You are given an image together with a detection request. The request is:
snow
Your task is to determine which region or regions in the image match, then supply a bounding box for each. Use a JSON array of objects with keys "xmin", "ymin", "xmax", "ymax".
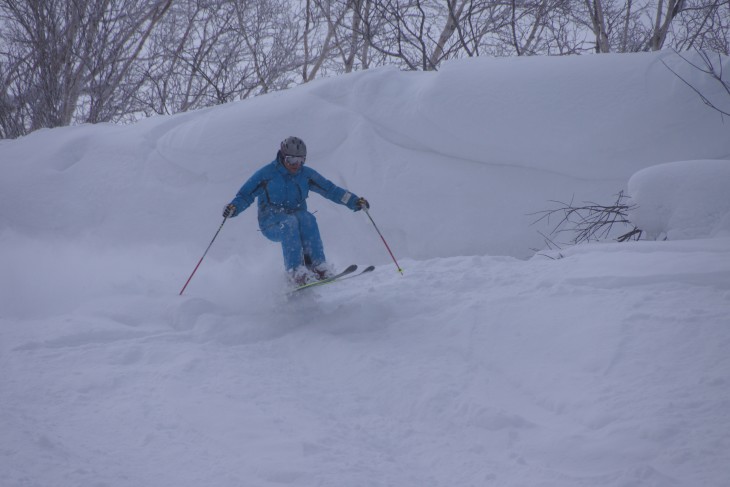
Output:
[
  {"xmin": 628, "ymin": 159, "xmax": 730, "ymax": 240},
  {"xmin": 1, "ymin": 50, "xmax": 730, "ymax": 487}
]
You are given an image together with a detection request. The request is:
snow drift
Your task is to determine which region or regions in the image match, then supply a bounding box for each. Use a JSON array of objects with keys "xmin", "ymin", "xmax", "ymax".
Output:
[{"xmin": 629, "ymin": 159, "xmax": 730, "ymax": 240}]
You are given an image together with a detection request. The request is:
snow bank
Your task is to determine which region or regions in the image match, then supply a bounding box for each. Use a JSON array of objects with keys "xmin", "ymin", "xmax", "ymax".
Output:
[
  {"xmin": 1, "ymin": 51, "xmax": 729, "ymax": 261},
  {"xmin": 628, "ymin": 160, "xmax": 730, "ymax": 240}
]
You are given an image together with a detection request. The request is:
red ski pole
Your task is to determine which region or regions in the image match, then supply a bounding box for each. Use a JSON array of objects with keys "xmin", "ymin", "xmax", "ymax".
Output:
[
  {"xmin": 179, "ymin": 216, "xmax": 228, "ymax": 295},
  {"xmin": 363, "ymin": 208, "xmax": 403, "ymax": 275}
]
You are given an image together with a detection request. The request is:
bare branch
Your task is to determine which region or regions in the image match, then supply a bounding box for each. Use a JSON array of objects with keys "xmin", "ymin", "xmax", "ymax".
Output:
[
  {"xmin": 662, "ymin": 48, "xmax": 730, "ymax": 118},
  {"xmin": 530, "ymin": 191, "xmax": 643, "ymax": 245}
]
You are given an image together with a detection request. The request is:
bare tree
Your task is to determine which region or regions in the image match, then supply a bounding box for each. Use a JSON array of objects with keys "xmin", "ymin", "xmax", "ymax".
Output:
[
  {"xmin": 0, "ymin": 57, "xmax": 28, "ymax": 138},
  {"xmin": 570, "ymin": 0, "xmax": 726, "ymax": 53},
  {"xmin": 142, "ymin": 1, "xmax": 255, "ymax": 114},
  {"xmin": 428, "ymin": 0, "xmax": 468, "ymax": 64},
  {"xmin": 2, "ymin": 0, "xmax": 729, "ymax": 139},
  {"xmin": 309, "ymin": 0, "xmax": 380, "ymax": 76},
  {"xmin": 648, "ymin": 0, "xmax": 683, "ymax": 50},
  {"xmin": 234, "ymin": 0, "xmax": 302, "ymax": 93},
  {"xmin": 670, "ymin": 0, "xmax": 730, "ymax": 55},
  {"xmin": 303, "ymin": 0, "xmax": 356, "ymax": 81},
  {"xmin": 359, "ymin": 0, "xmax": 431, "ymax": 70},
  {"xmin": 0, "ymin": 0, "xmax": 171, "ymax": 135},
  {"xmin": 580, "ymin": 0, "xmax": 612, "ymax": 52},
  {"xmin": 135, "ymin": 0, "xmax": 216, "ymax": 116},
  {"xmin": 341, "ymin": 0, "xmax": 374, "ymax": 71},
  {"xmin": 358, "ymin": 0, "xmax": 500, "ymax": 70},
  {"xmin": 502, "ymin": 0, "xmax": 585, "ymax": 56},
  {"xmin": 662, "ymin": 48, "xmax": 730, "ymax": 118},
  {"xmin": 451, "ymin": 0, "xmax": 513, "ymax": 56}
]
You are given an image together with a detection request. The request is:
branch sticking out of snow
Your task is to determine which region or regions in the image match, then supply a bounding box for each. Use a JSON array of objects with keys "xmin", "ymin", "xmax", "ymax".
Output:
[{"xmin": 531, "ymin": 190, "xmax": 642, "ymax": 249}]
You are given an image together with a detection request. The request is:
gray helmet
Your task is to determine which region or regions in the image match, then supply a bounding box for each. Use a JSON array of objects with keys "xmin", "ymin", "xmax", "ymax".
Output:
[{"xmin": 280, "ymin": 136, "xmax": 307, "ymax": 157}]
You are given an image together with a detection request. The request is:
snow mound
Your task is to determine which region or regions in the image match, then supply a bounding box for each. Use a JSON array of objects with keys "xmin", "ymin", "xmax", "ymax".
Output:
[
  {"xmin": 628, "ymin": 160, "xmax": 730, "ymax": 240},
  {"xmin": 1, "ymin": 51, "xmax": 729, "ymax": 260}
]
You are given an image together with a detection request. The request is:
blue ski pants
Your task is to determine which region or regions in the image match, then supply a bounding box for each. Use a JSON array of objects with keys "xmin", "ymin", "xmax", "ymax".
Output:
[{"xmin": 260, "ymin": 210, "xmax": 326, "ymax": 271}]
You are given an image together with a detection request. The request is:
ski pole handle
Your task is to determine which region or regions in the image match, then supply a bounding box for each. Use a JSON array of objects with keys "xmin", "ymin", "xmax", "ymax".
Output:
[{"xmin": 363, "ymin": 208, "xmax": 403, "ymax": 275}]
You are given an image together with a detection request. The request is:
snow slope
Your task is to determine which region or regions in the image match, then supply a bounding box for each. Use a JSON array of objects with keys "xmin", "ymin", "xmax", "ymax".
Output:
[{"xmin": 1, "ymin": 51, "xmax": 730, "ymax": 487}]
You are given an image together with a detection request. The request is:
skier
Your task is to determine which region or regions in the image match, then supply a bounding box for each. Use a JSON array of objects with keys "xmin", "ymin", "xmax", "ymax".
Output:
[{"xmin": 223, "ymin": 136, "xmax": 369, "ymax": 286}]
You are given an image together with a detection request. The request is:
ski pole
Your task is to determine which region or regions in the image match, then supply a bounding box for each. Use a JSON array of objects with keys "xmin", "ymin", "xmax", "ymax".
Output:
[
  {"xmin": 363, "ymin": 207, "xmax": 403, "ymax": 275},
  {"xmin": 179, "ymin": 216, "xmax": 228, "ymax": 295}
]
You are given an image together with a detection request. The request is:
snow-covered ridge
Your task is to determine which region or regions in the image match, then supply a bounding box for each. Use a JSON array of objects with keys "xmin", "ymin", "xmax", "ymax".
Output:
[{"xmin": 1, "ymin": 51, "xmax": 729, "ymax": 259}]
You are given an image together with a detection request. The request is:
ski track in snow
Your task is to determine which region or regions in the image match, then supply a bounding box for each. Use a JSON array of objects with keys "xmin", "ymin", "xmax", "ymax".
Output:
[{"xmin": 2, "ymin": 240, "xmax": 729, "ymax": 487}]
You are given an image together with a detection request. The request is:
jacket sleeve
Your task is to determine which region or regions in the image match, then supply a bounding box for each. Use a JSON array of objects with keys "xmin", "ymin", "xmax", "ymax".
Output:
[
  {"xmin": 229, "ymin": 166, "xmax": 269, "ymax": 216},
  {"xmin": 306, "ymin": 168, "xmax": 361, "ymax": 211}
]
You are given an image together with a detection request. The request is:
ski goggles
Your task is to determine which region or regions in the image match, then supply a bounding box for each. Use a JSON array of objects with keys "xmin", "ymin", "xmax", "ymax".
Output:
[{"xmin": 284, "ymin": 155, "xmax": 305, "ymax": 166}]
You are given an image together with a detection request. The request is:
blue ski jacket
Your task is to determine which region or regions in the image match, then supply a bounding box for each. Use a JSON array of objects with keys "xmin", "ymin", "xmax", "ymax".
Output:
[{"xmin": 228, "ymin": 155, "xmax": 362, "ymax": 226}]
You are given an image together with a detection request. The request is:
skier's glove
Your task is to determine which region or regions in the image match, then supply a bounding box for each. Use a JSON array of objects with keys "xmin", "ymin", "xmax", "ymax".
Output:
[
  {"xmin": 222, "ymin": 203, "xmax": 237, "ymax": 218},
  {"xmin": 356, "ymin": 197, "xmax": 370, "ymax": 211}
]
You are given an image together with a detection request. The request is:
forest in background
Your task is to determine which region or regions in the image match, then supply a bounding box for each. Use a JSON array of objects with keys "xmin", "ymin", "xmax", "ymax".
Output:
[{"xmin": 1, "ymin": 0, "xmax": 728, "ymax": 139}]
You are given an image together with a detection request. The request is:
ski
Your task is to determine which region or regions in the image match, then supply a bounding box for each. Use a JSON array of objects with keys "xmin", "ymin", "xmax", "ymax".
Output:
[
  {"xmin": 289, "ymin": 264, "xmax": 358, "ymax": 293},
  {"xmin": 288, "ymin": 265, "xmax": 375, "ymax": 294},
  {"xmin": 335, "ymin": 265, "xmax": 375, "ymax": 282}
]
